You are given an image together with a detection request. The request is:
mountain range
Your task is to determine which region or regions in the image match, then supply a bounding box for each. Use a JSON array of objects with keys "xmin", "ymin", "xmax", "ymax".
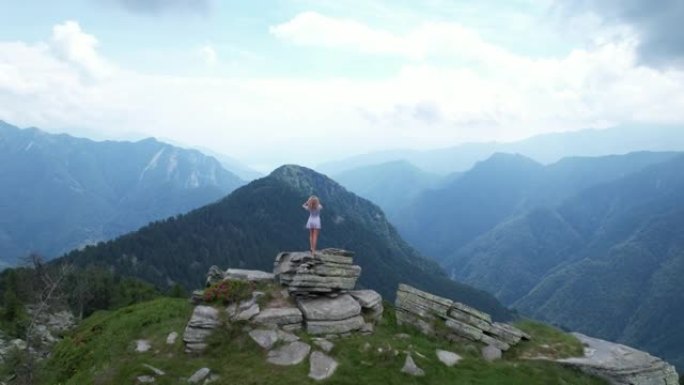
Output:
[
  {"xmin": 56, "ymin": 165, "xmax": 513, "ymax": 321},
  {"xmin": 385, "ymin": 151, "xmax": 684, "ymax": 371},
  {"xmin": 318, "ymin": 124, "xmax": 684, "ymax": 175},
  {"xmin": 333, "ymin": 160, "xmax": 444, "ymax": 220},
  {"xmin": 0, "ymin": 121, "xmax": 244, "ymax": 266}
]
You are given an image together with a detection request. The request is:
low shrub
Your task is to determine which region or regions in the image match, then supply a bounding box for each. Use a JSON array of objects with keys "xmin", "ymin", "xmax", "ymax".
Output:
[{"xmin": 203, "ymin": 280, "xmax": 254, "ymax": 304}]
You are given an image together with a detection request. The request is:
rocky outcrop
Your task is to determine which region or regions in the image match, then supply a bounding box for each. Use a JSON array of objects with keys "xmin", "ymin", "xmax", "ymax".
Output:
[
  {"xmin": 184, "ymin": 249, "xmax": 383, "ymax": 357},
  {"xmin": 274, "ymin": 249, "xmax": 361, "ymax": 296},
  {"xmin": 273, "ymin": 249, "xmax": 381, "ymax": 335},
  {"xmin": 0, "ymin": 308, "xmax": 76, "ymax": 364},
  {"xmin": 394, "ymin": 284, "xmax": 528, "ymax": 351},
  {"xmin": 206, "ymin": 266, "xmax": 275, "ymax": 287},
  {"xmin": 557, "ymin": 333, "xmax": 679, "ymax": 385},
  {"xmin": 183, "ymin": 305, "xmax": 221, "ymax": 353}
]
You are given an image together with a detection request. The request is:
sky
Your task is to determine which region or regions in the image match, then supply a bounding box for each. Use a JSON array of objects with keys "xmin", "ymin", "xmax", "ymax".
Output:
[{"xmin": 1, "ymin": 0, "xmax": 684, "ymax": 172}]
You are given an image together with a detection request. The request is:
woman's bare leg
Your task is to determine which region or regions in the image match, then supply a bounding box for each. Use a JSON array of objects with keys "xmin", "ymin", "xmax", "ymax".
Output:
[
  {"xmin": 309, "ymin": 229, "xmax": 314, "ymax": 253},
  {"xmin": 312, "ymin": 229, "xmax": 320, "ymax": 254}
]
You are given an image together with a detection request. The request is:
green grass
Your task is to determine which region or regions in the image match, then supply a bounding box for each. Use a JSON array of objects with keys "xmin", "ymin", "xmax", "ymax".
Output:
[
  {"xmin": 37, "ymin": 298, "xmax": 607, "ymax": 385},
  {"xmin": 508, "ymin": 320, "xmax": 585, "ymax": 360}
]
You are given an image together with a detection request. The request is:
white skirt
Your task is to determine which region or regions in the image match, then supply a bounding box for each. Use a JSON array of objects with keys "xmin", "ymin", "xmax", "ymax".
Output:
[{"xmin": 306, "ymin": 216, "xmax": 321, "ymax": 229}]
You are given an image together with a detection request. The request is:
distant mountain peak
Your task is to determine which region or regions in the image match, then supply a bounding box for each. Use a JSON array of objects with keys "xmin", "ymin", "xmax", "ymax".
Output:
[
  {"xmin": 270, "ymin": 164, "xmax": 318, "ymax": 178},
  {"xmin": 470, "ymin": 152, "xmax": 543, "ymax": 173}
]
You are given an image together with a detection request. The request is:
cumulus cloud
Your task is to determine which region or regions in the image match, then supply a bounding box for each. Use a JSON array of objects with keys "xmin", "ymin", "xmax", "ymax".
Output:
[
  {"xmin": 557, "ymin": 0, "xmax": 684, "ymax": 67},
  {"xmin": 269, "ymin": 11, "xmax": 509, "ymax": 62},
  {"xmin": 2, "ymin": 17, "xmax": 684, "ymax": 169},
  {"xmin": 50, "ymin": 21, "xmax": 113, "ymax": 78},
  {"xmin": 109, "ymin": 0, "xmax": 213, "ymax": 15}
]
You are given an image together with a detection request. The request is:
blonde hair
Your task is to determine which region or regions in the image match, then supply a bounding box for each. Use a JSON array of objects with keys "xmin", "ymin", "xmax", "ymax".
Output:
[{"xmin": 307, "ymin": 195, "xmax": 320, "ymax": 210}]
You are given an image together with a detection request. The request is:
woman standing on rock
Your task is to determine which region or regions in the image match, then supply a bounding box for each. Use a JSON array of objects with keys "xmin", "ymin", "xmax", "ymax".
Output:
[{"xmin": 303, "ymin": 195, "xmax": 322, "ymax": 254}]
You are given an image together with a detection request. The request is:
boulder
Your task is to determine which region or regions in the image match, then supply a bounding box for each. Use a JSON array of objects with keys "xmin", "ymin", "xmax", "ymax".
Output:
[
  {"xmin": 436, "ymin": 349, "xmax": 462, "ymax": 367},
  {"xmin": 481, "ymin": 345, "xmax": 502, "ymax": 362},
  {"xmin": 183, "ymin": 306, "xmax": 221, "ymax": 353},
  {"xmin": 234, "ymin": 303, "xmax": 260, "ymax": 321},
  {"xmin": 277, "ymin": 329, "xmax": 300, "ymax": 343},
  {"xmin": 313, "ymin": 338, "xmax": 334, "ymax": 353},
  {"xmin": 297, "ymin": 295, "xmax": 362, "ymax": 321},
  {"xmin": 306, "ymin": 315, "xmax": 366, "ymax": 335},
  {"xmin": 266, "ymin": 341, "xmax": 311, "ymax": 366},
  {"xmin": 364, "ymin": 303, "xmax": 384, "ymax": 322},
  {"xmin": 309, "ymin": 351, "xmax": 338, "ymax": 381},
  {"xmin": 135, "ymin": 339, "xmax": 151, "ymax": 353},
  {"xmin": 557, "ymin": 333, "xmax": 680, "ymax": 385},
  {"xmin": 166, "ymin": 332, "xmax": 178, "ymax": 345},
  {"xmin": 206, "ymin": 265, "xmax": 224, "ymax": 287},
  {"xmin": 187, "ymin": 306, "xmax": 221, "ymax": 329},
  {"xmin": 248, "ymin": 329, "xmax": 279, "ymax": 350},
  {"xmin": 349, "ymin": 290, "xmax": 382, "ymax": 309},
  {"xmin": 401, "ymin": 354, "xmax": 425, "ymax": 376},
  {"xmin": 252, "ymin": 307, "xmax": 303, "ymax": 326}
]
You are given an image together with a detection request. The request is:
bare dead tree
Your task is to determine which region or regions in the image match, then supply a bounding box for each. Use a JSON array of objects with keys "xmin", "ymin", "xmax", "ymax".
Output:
[{"xmin": 11, "ymin": 254, "xmax": 72, "ymax": 385}]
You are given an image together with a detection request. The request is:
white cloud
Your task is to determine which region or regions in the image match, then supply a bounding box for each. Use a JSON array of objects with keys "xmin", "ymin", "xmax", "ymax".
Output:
[
  {"xmin": 50, "ymin": 21, "xmax": 114, "ymax": 78},
  {"xmin": 1, "ymin": 17, "xmax": 684, "ymax": 171},
  {"xmin": 198, "ymin": 44, "xmax": 218, "ymax": 66}
]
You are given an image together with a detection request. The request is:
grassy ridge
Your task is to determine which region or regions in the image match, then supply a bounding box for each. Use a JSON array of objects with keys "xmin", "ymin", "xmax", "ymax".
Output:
[{"xmin": 37, "ymin": 298, "xmax": 606, "ymax": 385}]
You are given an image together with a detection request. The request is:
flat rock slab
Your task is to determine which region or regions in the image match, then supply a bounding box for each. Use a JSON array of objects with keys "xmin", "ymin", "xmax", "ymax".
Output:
[
  {"xmin": 281, "ymin": 275, "xmax": 358, "ymax": 291},
  {"xmin": 482, "ymin": 345, "xmax": 502, "ymax": 362},
  {"xmin": 401, "ymin": 354, "xmax": 425, "ymax": 376},
  {"xmin": 437, "ymin": 350, "xmax": 462, "ymax": 367},
  {"xmin": 188, "ymin": 367, "xmax": 211, "ymax": 384},
  {"xmin": 252, "ymin": 307, "xmax": 303, "ymax": 326},
  {"xmin": 297, "ymin": 294, "xmax": 361, "ymax": 321},
  {"xmin": 224, "ymin": 269, "xmax": 274, "ymax": 282},
  {"xmin": 313, "ymin": 338, "xmax": 334, "ymax": 353},
  {"xmin": 234, "ymin": 303, "xmax": 260, "ymax": 321},
  {"xmin": 306, "ymin": 315, "xmax": 365, "ymax": 335},
  {"xmin": 249, "ymin": 329, "xmax": 279, "ymax": 350},
  {"xmin": 309, "ymin": 351, "xmax": 339, "ymax": 381},
  {"xmin": 349, "ymin": 290, "xmax": 382, "ymax": 308},
  {"xmin": 557, "ymin": 333, "xmax": 680, "ymax": 385},
  {"xmin": 187, "ymin": 306, "xmax": 221, "ymax": 329},
  {"xmin": 277, "ymin": 329, "xmax": 300, "ymax": 343},
  {"xmin": 267, "ymin": 341, "xmax": 312, "ymax": 366}
]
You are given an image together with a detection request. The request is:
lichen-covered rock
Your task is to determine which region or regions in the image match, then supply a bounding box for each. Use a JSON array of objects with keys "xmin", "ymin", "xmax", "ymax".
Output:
[
  {"xmin": 274, "ymin": 249, "xmax": 361, "ymax": 296},
  {"xmin": 557, "ymin": 333, "xmax": 679, "ymax": 385},
  {"xmin": 183, "ymin": 306, "xmax": 220, "ymax": 353},
  {"xmin": 297, "ymin": 295, "xmax": 361, "ymax": 321},
  {"xmin": 481, "ymin": 345, "xmax": 502, "ymax": 362},
  {"xmin": 401, "ymin": 354, "xmax": 424, "ymax": 376},
  {"xmin": 309, "ymin": 351, "xmax": 338, "ymax": 381},
  {"xmin": 252, "ymin": 307, "xmax": 303, "ymax": 326},
  {"xmin": 306, "ymin": 315, "xmax": 366, "ymax": 335},
  {"xmin": 267, "ymin": 341, "xmax": 311, "ymax": 366},
  {"xmin": 248, "ymin": 329, "xmax": 279, "ymax": 350},
  {"xmin": 395, "ymin": 284, "xmax": 525, "ymax": 351},
  {"xmin": 349, "ymin": 290, "xmax": 382, "ymax": 309},
  {"xmin": 436, "ymin": 350, "xmax": 462, "ymax": 367}
]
